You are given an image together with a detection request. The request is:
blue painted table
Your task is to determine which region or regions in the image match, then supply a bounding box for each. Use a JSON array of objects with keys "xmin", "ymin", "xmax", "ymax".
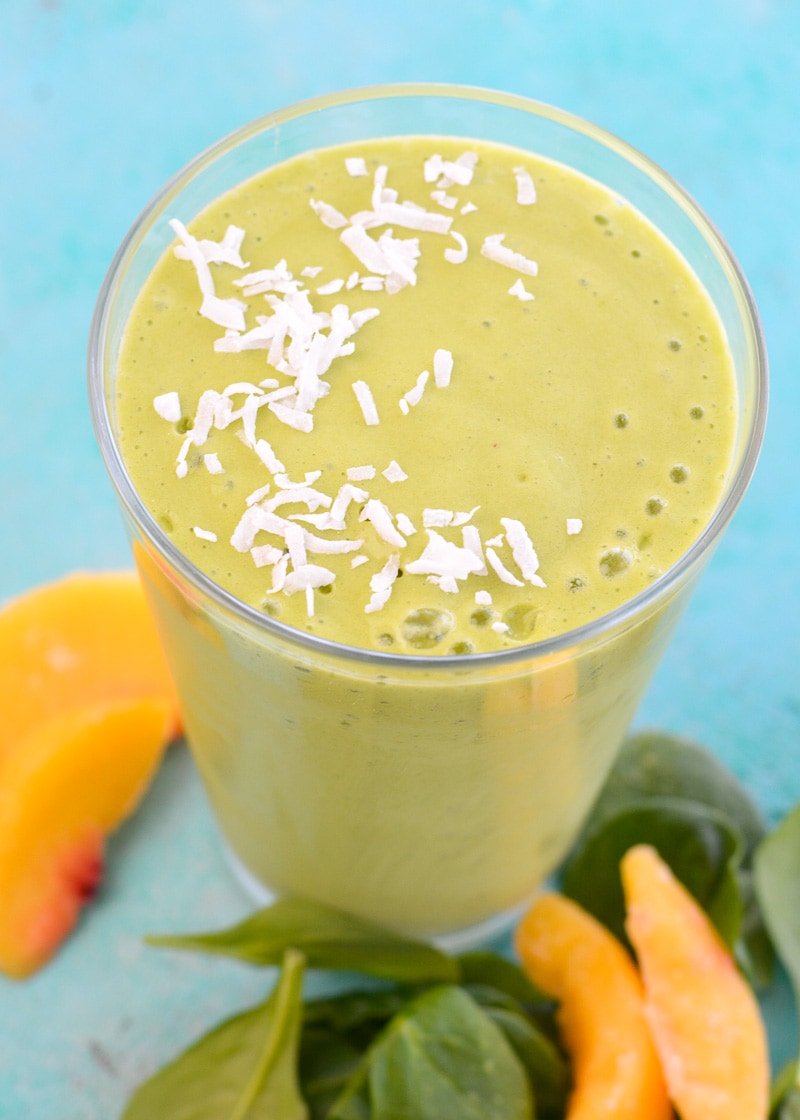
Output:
[{"xmin": 1, "ymin": 2, "xmax": 799, "ymax": 1115}]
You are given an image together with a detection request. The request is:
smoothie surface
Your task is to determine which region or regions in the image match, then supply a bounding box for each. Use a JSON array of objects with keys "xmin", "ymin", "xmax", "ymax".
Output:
[{"xmin": 117, "ymin": 136, "xmax": 737, "ymax": 654}]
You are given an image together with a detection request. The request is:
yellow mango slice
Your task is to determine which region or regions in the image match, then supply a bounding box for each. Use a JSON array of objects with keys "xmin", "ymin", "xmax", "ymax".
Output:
[
  {"xmin": 515, "ymin": 892, "xmax": 671, "ymax": 1120},
  {"xmin": 0, "ymin": 571, "xmax": 181, "ymax": 761},
  {"xmin": 622, "ymin": 844, "xmax": 769, "ymax": 1120},
  {"xmin": 0, "ymin": 697, "xmax": 173, "ymax": 979}
]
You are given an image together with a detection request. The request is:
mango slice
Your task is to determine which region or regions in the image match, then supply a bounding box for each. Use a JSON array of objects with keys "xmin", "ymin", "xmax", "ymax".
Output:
[
  {"xmin": 622, "ymin": 844, "xmax": 769, "ymax": 1120},
  {"xmin": 515, "ymin": 892, "xmax": 671, "ymax": 1120},
  {"xmin": 0, "ymin": 570, "xmax": 181, "ymax": 761},
  {"xmin": 0, "ymin": 697, "xmax": 174, "ymax": 979}
]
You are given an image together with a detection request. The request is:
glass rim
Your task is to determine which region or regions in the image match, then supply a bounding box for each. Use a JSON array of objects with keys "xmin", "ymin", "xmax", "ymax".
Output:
[{"xmin": 88, "ymin": 81, "xmax": 768, "ymax": 671}]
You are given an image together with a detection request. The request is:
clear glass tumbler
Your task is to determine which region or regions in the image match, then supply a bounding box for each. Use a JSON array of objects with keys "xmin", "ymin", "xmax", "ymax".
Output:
[{"xmin": 89, "ymin": 84, "xmax": 766, "ymax": 946}]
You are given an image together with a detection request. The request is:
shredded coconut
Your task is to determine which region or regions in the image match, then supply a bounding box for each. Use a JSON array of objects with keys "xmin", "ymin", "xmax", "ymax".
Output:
[
  {"xmin": 154, "ymin": 391, "xmax": 181, "ymax": 422},
  {"xmin": 174, "ymin": 223, "xmax": 249, "ymax": 268},
  {"xmin": 444, "ymin": 231, "xmax": 468, "ymax": 264},
  {"xmin": 486, "ymin": 547, "xmax": 525, "ymax": 587},
  {"xmin": 310, "ymin": 198, "xmax": 349, "ymax": 229},
  {"xmin": 513, "ymin": 166, "xmax": 537, "ymax": 205},
  {"xmin": 491, "ymin": 621, "xmax": 510, "ymax": 634},
  {"xmin": 203, "ymin": 452, "xmax": 224, "ymax": 474},
  {"xmin": 359, "ymin": 499, "xmax": 406, "ymax": 548},
  {"xmin": 382, "ymin": 460, "xmax": 408, "ymax": 483},
  {"xmin": 365, "ymin": 553, "xmax": 400, "ymax": 613},
  {"xmin": 395, "ymin": 512, "xmax": 417, "ymax": 536},
  {"xmin": 567, "ymin": 518, "xmax": 583, "ymax": 535},
  {"xmin": 347, "ymin": 465, "xmax": 376, "ymax": 481},
  {"xmin": 480, "ymin": 233, "xmax": 538, "ymax": 277},
  {"xmin": 317, "ymin": 278, "xmax": 345, "ymax": 295},
  {"xmin": 509, "ymin": 278, "xmax": 535, "ymax": 301},
  {"xmin": 433, "ymin": 349, "xmax": 453, "ymax": 387},
  {"xmin": 401, "ymin": 369, "xmax": 429, "ymax": 410},
  {"xmin": 192, "ymin": 527, "xmax": 217, "ymax": 542},
  {"xmin": 352, "ymin": 380, "xmax": 380, "ymax": 426},
  {"xmin": 169, "ymin": 219, "xmax": 247, "ymax": 331},
  {"xmin": 405, "ymin": 529, "xmax": 484, "ymax": 582},
  {"xmin": 345, "ymin": 156, "xmax": 368, "ymax": 177},
  {"xmin": 475, "ymin": 589, "xmax": 493, "ymax": 606},
  {"xmin": 500, "ymin": 518, "xmax": 546, "ymax": 587}
]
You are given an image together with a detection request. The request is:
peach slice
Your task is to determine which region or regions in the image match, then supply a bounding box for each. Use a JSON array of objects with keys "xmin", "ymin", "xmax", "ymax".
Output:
[
  {"xmin": 515, "ymin": 892, "xmax": 671, "ymax": 1120},
  {"xmin": 0, "ymin": 570, "xmax": 181, "ymax": 762},
  {"xmin": 622, "ymin": 844, "xmax": 769, "ymax": 1120},
  {"xmin": 0, "ymin": 697, "xmax": 174, "ymax": 979}
]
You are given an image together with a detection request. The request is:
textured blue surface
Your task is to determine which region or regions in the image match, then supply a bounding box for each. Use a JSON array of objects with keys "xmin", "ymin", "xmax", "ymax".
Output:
[{"xmin": 1, "ymin": 1, "xmax": 799, "ymax": 1115}]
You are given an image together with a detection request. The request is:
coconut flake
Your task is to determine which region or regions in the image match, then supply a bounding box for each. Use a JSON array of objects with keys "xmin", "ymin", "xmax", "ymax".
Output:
[
  {"xmin": 500, "ymin": 517, "xmax": 546, "ymax": 587},
  {"xmin": 330, "ymin": 483, "xmax": 369, "ymax": 523},
  {"xmin": 174, "ymin": 223, "xmax": 249, "ymax": 268},
  {"xmin": 475, "ymin": 589, "xmax": 493, "ymax": 606},
  {"xmin": 444, "ymin": 231, "xmax": 468, "ymax": 264},
  {"xmin": 310, "ymin": 198, "xmax": 348, "ymax": 229},
  {"xmin": 395, "ymin": 512, "xmax": 417, "ymax": 536},
  {"xmin": 317, "ymin": 278, "xmax": 345, "ymax": 295},
  {"xmin": 423, "ymin": 508, "xmax": 454, "ymax": 528},
  {"xmin": 401, "ymin": 369, "xmax": 429, "ymax": 410},
  {"xmin": 365, "ymin": 553, "xmax": 400, "ymax": 613},
  {"xmin": 430, "ymin": 189, "xmax": 458, "ymax": 210},
  {"xmin": 352, "ymin": 380, "xmax": 380, "ymax": 426},
  {"xmin": 462, "ymin": 525, "xmax": 488, "ymax": 575},
  {"xmin": 360, "ymin": 276, "xmax": 384, "ymax": 291},
  {"xmin": 346, "ymin": 156, "xmax": 368, "ymax": 177},
  {"xmin": 486, "ymin": 547, "xmax": 525, "ymax": 587},
  {"xmin": 405, "ymin": 529, "xmax": 484, "ymax": 582},
  {"xmin": 301, "ymin": 265, "xmax": 324, "ymax": 278},
  {"xmin": 269, "ymin": 401, "xmax": 314, "ymax": 433},
  {"xmin": 460, "ymin": 201, "xmax": 478, "ymax": 215},
  {"xmin": 254, "ymin": 439, "xmax": 285, "ymax": 474},
  {"xmin": 433, "ymin": 349, "xmax": 453, "ymax": 388},
  {"xmin": 382, "ymin": 460, "xmax": 408, "ymax": 483},
  {"xmin": 347, "ymin": 465, "xmax": 376, "ymax": 482},
  {"xmin": 203, "ymin": 452, "xmax": 224, "ymax": 475},
  {"xmin": 439, "ymin": 152, "xmax": 478, "ymax": 187},
  {"xmin": 423, "ymin": 154, "xmax": 445, "ymax": 183},
  {"xmin": 351, "ymin": 554, "xmax": 369, "ymax": 568},
  {"xmin": 154, "ymin": 391, "xmax": 182, "ymax": 422},
  {"xmin": 513, "ymin": 166, "xmax": 537, "ymax": 205},
  {"xmin": 251, "ymin": 543, "xmax": 285, "ymax": 568},
  {"xmin": 282, "ymin": 563, "xmax": 336, "ymax": 596},
  {"xmin": 509, "ymin": 278, "xmax": 535, "ymax": 301},
  {"xmin": 480, "ymin": 233, "xmax": 538, "ymax": 277},
  {"xmin": 567, "ymin": 518, "xmax": 583, "ymax": 535},
  {"xmin": 169, "ymin": 219, "xmax": 247, "ymax": 331},
  {"xmin": 491, "ymin": 621, "xmax": 510, "ymax": 634},
  {"xmin": 359, "ymin": 499, "xmax": 406, "ymax": 548},
  {"xmin": 192, "ymin": 527, "xmax": 217, "ymax": 542}
]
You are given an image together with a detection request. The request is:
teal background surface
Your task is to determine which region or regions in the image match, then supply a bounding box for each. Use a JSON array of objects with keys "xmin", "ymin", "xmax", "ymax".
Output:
[{"xmin": 1, "ymin": 1, "xmax": 798, "ymax": 1116}]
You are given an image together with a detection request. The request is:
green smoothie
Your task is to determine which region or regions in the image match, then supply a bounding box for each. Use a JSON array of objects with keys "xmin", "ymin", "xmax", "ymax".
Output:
[{"xmin": 114, "ymin": 134, "xmax": 737, "ymax": 935}]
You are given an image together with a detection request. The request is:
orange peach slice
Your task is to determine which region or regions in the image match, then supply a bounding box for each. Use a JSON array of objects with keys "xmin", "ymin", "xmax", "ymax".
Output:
[
  {"xmin": 515, "ymin": 892, "xmax": 671, "ymax": 1120},
  {"xmin": 622, "ymin": 844, "xmax": 769, "ymax": 1120},
  {"xmin": 0, "ymin": 697, "xmax": 173, "ymax": 979},
  {"xmin": 0, "ymin": 571, "xmax": 181, "ymax": 762}
]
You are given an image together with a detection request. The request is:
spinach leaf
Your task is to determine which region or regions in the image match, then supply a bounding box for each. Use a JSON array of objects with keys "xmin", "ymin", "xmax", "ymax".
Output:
[
  {"xmin": 770, "ymin": 1061, "xmax": 800, "ymax": 1119},
  {"xmin": 755, "ymin": 804, "xmax": 800, "ymax": 1004},
  {"xmin": 457, "ymin": 950, "xmax": 548, "ymax": 1005},
  {"xmin": 366, "ymin": 985, "xmax": 532, "ymax": 1120},
  {"xmin": 562, "ymin": 797, "xmax": 744, "ymax": 946},
  {"xmin": 582, "ymin": 729, "xmax": 766, "ymax": 858},
  {"xmin": 120, "ymin": 948, "xmax": 307, "ymax": 1120},
  {"xmin": 327, "ymin": 1059, "xmax": 372, "ymax": 1120},
  {"xmin": 303, "ymin": 987, "xmax": 419, "ymax": 1035},
  {"xmin": 481, "ymin": 1006, "xmax": 569, "ymax": 1117},
  {"xmin": 298, "ymin": 1027, "xmax": 364, "ymax": 1120},
  {"xmin": 147, "ymin": 897, "xmax": 458, "ymax": 984}
]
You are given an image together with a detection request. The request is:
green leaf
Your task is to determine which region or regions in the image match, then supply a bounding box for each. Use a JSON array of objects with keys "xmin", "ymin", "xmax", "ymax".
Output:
[
  {"xmin": 147, "ymin": 896, "xmax": 459, "ymax": 984},
  {"xmin": 298, "ymin": 1027, "xmax": 364, "ymax": 1120},
  {"xmin": 366, "ymin": 985, "xmax": 533, "ymax": 1120},
  {"xmin": 755, "ymin": 804, "xmax": 800, "ymax": 1007},
  {"xmin": 303, "ymin": 987, "xmax": 419, "ymax": 1035},
  {"xmin": 562, "ymin": 797, "xmax": 744, "ymax": 946},
  {"xmin": 120, "ymin": 948, "xmax": 308, "ymax": 1120},
  {"xmin": 327, "ymin": 1058, "xmax": 372, "ymax": 1120},
  {"xmin": 582, "ymin": 729, "xmax": 766, "ymax": 858},
  {"xmin": 457, "ymin": 950, "xmax": 547, "ymax": 1005},
  {"xmin": 481, "ymin": 1006, "xmax": 569, "ymax": 1117}
]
